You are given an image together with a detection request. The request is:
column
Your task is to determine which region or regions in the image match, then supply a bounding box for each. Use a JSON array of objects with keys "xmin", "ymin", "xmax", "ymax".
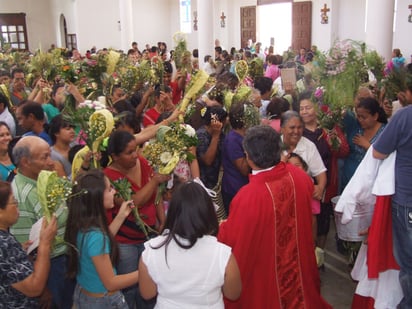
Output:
[
  {"xmin": 197, "ymin": 0, "xmax": 214, "ymax": 65},
  {"xmin": 119, "ymin": 0, "xmax": 134, "ymax": 52},
  {"xmin": 365, "ymin": 0, "xmax": 395, "ymax": 61}
]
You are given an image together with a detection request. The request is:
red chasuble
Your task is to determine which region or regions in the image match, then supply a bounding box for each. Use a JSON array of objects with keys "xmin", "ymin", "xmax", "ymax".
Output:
[{"xmin": 218, "ymin": 162, "xmax": 332, "ymax": 308}]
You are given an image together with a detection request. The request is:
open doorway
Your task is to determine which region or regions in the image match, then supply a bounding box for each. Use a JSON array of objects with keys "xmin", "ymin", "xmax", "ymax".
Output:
[{"xmin": 257, "ymin": 3, "xmax": 292, "ymax": 55}]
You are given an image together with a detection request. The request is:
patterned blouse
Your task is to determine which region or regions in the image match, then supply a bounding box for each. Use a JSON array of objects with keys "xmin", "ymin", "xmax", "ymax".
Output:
[{"xmin": 0, "ymin": 230, "xmax": 38, "ymax": 308}]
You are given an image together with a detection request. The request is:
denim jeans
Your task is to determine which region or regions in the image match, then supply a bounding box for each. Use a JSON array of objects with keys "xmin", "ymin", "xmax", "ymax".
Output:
[
  {"xmin": 117, "ymin": 243, "xmax": 156, "ymax": 309},
  {"xmin": 73, "ymin": 284, "xmax": 128, "ymax": 309},
  {"xmin": 392, "ymin": 201, "xmax": 412, "ymax": 308},
  {"xmin": 47, "ymin": 255, "xmax": 76, "ymax": 309}
]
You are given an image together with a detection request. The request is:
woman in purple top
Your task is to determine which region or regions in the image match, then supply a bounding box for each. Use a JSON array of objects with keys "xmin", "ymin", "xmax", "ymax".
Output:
[{"xmin": 222, "ymin": 101, "xmax": 258, "ymax": 215}]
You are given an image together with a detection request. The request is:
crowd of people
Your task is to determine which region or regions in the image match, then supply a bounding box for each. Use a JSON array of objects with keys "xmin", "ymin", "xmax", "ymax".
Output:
[{"xmin": 0, "ymin": 38, "xmax": 411, "ymax": 309}]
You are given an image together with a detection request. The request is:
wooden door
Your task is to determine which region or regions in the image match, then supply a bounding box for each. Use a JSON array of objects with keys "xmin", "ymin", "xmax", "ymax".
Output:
[
  {"xmin": 292, "ymin": 1, "xmax": 312, "ymax": 52},
  {"xmin": 240, "ymin": 6, "xmax": 256, "ymax": 50},
  {"xmin": 0, "ymin": 13, "xmax": 29, "ymax": 50}
]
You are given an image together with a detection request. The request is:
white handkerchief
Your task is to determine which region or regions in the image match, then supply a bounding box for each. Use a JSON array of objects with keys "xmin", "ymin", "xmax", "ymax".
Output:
[{"xmin": 27, "ymin": 217, "xmax": 43, "ymax": 255}]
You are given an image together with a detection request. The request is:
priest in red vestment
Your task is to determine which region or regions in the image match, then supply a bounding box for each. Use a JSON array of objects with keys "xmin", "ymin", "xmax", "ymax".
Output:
[{"xmin": 218, "ymin": 125, "xmax": 332, "ymax": 308}]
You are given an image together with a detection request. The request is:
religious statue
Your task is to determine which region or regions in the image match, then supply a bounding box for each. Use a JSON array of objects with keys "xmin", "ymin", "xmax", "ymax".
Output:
[{"xmin": 220, "ymin": 12, "xmax": 226, "ymax": 28}]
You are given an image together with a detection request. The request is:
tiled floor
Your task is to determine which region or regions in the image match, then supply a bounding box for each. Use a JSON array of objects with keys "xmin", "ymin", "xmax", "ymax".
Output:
[{"xmin": 320, "ymin": 223, "xmax": 358, "ymax": 308}]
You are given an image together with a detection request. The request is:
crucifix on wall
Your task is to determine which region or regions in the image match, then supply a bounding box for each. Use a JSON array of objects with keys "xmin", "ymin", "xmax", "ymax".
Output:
[
  {"xmin": 220, "ymin": 12, "xmax": 226, "ymax": 28},
  {"xmin": 409, "ymin": 4, "xmax": 412, "ymax": 23},
  {"xmin": 193, "ymin": 11, "xmax": 198, "ymax": 31},
  {"xmin": 321, "ymin": 3, "xmax": 330, "ymax": 24}
]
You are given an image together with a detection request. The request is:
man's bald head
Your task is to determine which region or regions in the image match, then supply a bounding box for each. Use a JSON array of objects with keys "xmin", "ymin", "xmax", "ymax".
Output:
[{"xmin": 12, "ymin": 136, "xmax": 53, "ymax": 179}]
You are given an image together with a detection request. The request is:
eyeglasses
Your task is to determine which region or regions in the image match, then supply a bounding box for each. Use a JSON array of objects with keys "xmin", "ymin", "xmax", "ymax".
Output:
[{"xmin": 8, "ymin": 199, "xmax": 18, "ymax": 206}]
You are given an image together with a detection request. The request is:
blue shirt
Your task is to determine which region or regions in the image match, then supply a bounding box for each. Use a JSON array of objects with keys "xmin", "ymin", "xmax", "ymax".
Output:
[
  {"xmin": 23, "ymin": 130, "xmax": 53, "ymax": 145},
  {"xmin": 374, "ymin": 105, "xmax": 412, "ymax": 205},
  {"xmin": 76, "ymin": 229, "xmax": 116, "ymax": 293}
]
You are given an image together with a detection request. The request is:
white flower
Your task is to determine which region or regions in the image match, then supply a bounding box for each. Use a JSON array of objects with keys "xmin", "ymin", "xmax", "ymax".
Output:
[
  {"xmin": 181, "ymin": 124, "xmax": 196, "ymax": 137},
  {"xmin": 160, "ymin": 152, "xmax": 173, "ymax": 164}
]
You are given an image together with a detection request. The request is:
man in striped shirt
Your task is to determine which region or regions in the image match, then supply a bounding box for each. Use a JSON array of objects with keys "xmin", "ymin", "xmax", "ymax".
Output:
[{"xmin": 10, "ymin": 136, "xmax": 75, "ymax": 309}]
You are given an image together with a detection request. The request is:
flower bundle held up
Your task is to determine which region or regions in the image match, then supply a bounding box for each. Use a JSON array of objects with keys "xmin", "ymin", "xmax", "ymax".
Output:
[
  {"xmin": 143, "ymin": 123, "xmax": 198, "ymax": 175},
  {"xmin": 315, "ymin": 40, "xmax": 368, "ymax": 110},
  {"xmin": 178, "ymin": 69, "xmax": 209, "ymax": 121},
  {"xmin": 62, "ymin": 100, "xmax": 114, "ymax": 168},
  {"xmin": 37, "ymin": 170, "xmax": 73, "ymax": 222},
  {"xmin": 143, "ymin": 123, "xmax": 198, "ymax": 204},
  {"xmin": 110, "ymin": 178, "xmax": 156, "ymax": 239},
  {"xmin": 173, "ymin": 32, "xmax": 192, "ymax": 73}
]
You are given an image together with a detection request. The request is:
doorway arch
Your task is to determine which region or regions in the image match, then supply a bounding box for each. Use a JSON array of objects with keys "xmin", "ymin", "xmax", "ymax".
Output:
[{"xmin": 59, "ymin": 14, "xmax": 67, "ymax": 48}]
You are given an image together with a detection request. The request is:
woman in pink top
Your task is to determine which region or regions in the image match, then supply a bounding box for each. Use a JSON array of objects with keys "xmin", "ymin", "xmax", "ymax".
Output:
[{"xmin": 264, "ymin": 54, "xmax": 281, "ymax": 81}]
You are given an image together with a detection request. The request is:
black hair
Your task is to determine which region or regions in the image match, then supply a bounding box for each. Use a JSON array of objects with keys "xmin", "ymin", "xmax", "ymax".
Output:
[
  {"xmin": 156, "ymin": 111, "xmax": 173, "ymax": 124},
  {"xmin": 48, "ymin": 114, "xmax": 74, "ymax": 144},
  {"xmin": 19, "ymin": 100, "xmax": 45, "ymax": 121},
  {"xmin": 0, "ymin": 181, "xmax": 12, "ymax": 209},
  {"xmin": 113, "ymin": 100, "xmax": 135, "ymax": 114},
  {"xmin": 266, "ymin": 97, "xmax": 290, "ymax": 119},
  {"xmin": 288, "ymin": 152, "xmax": 308, "ymax": 171},
  {"xmin": 229, "ymin": 101, "xmax": 246, "ymax": 129},
  {"xmin": 298, "ymin": 90, "xmax": 313, "ymax": 105},
  {"xmin": 11, "ymin": 67, "xmax": 24, "ymax": 79},
  {"xmin": 68, "ymin": 144, "xmax": 85, "ymax": 164},
  {"xmin": 192, "ymin": 49, "xmax": 198, "ymax": 58},
  {"xmin": 243, "ymin": 125, "xmax": 281, "ymax": 169},
  {"xmin": 115, "ymin": 111, "xmax": 140, "ymax": 133},
  {"xmin": 65, "ymin": 169, "xmax": 119, "ymax": 279},
  {"xmin": 0, "ymin": 92, "xmax": 10, "ymax": 109},
  {"xmin": 153, "ymin": 182, "xmax": 218, "ymax": 263},
  {"xmin": 107, "ymin": 130, "xmax": 135, "ymax": 156},
  {"xmin": 254, "ymin": 76, "xmax": 273, "ymax": 95},
  {"xmin": 357, "ymin": 97, "xmax": 388, "ymax": 124},
  {"xmin": 51, "ymin": 83, "xmax": 65, "ymax": 98},
  {"xmin": 201, "ymin": 106, "xmax": 228, "ymax": 125},
  {"xmin": 163, "ymin": 61, "xmax": 173, "ymax": 74},
  {"xmin": 154, "ymin": 85, "xmax": 172, "ymax": 98}
]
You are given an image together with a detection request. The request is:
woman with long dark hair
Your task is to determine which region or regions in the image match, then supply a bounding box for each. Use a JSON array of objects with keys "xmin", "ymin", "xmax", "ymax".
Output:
[
  {"xmin": 65, "ymin": 169, "xmax": 138, "ymax": 308},
  {"xmin": 138, "ymin": 182, "xmax": 241, "ymax": 308}
]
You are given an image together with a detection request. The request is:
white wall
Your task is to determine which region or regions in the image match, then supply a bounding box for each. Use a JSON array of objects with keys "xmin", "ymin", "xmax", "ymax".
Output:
[
  {"xmin": 0, "ymin": 0, "xmax": 410, "ymax": 63},
  {"xmin": 394, "ymin": 0, "xmax": 412, "ymax": 64},
  {"xmin": 0, "ymin": 0, "xmax": 55, "ymax": 51}
]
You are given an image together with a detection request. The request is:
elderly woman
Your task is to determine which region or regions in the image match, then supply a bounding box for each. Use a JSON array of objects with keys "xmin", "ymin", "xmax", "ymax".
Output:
[
  {"xmin": 0, "ymin": 180, "xmax": 57, "ymax": 308},
  {"xmin": 103, "ymin": 130, "xmax": 169, "ymax": 309},
  {"xmin": 281, "ymin": 111, "xmax": 327, "ymax": 202}
]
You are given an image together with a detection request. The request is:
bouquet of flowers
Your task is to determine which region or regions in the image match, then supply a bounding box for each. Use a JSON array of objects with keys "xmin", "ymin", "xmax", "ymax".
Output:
[
  {"xmin": 315, "ymin": 39, "xmax": 368, "ymax": 110},
  {"xmin": 173, "ymin": 32, "xmax": 192, "ymax": 73},
  {"xmin": 63, "ymin": 100, "xmax": 114, "ymax": 172},
  {"xmin": 178, "ymin": 69, "xmax": 209, "ymax": 121},
  {"xmin": 110, "ymin": 178, "xmax": 156, "ymax": 239},
  {"xmin": 313, "ymin": 87, "xmax": 343, "ymax": 150},
  {"xmin": 37, "ymin": 170, "xmax": 73, "ymax": 222},
  {"xmin": 143, "ymin": 123, "xmax": 198, "ymax": 203}
]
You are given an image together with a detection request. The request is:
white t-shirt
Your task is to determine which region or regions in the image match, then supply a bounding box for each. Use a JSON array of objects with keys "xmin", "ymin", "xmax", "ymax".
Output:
[
  {"xmin": 283, "ymin": 135, "xmax": 327, "ymax": 177},
  {"xmin": 142, "ymin": 234, "xmax": 231, "ymax": 309}
]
